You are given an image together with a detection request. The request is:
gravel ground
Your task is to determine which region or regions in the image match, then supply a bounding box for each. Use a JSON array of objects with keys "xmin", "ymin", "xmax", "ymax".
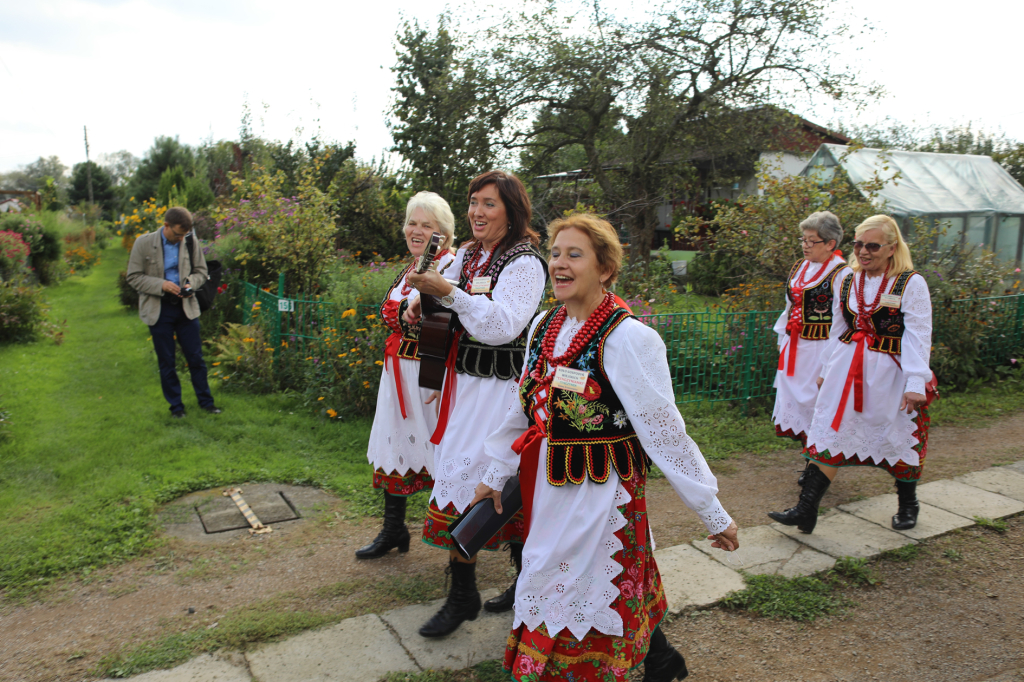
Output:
[{"xmin": 1, "ymin": 413, "xmax": 1022, "ymax": 682}]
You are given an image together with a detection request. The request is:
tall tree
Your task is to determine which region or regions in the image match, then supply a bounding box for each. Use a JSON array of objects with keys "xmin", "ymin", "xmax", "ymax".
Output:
[
  {"xmin": 389, "ymin": 16, "xmax": 495, "ymax": 232},
  {"xmin": 474, "ymin": 0, "xmax": 872, "ymax": 264},
  {"xmin": 68, "ymin": 161, "xmax": 116, "ymax": 217},
  {"xmin": 123, "ymin": 136, "xmax": 196, "ymax": 204}
]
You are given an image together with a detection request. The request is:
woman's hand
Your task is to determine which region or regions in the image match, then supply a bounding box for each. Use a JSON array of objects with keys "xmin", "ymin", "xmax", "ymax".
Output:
[
  {"xmin": 470, "ymin": 482, "xmax": 503, "ymax": 514},
  {"xmin": 403, "ymin": 297, "xmax": 422, "ymax": 325},
  {"xmin": 425, "ymin": 390, "xmax": 441, "ymax": 415},
  {"xmin": 900, "ymin": 391, "xmax": 926, "ymax": 414},
  {"xmin": 816, "ymin": 376, "xmax": 824, "ymax": 389},
  {"xmin": 407, "ymin": 269, "xmax": 454, "ymax": 298},
  {"xmin": 707, "ymin": 521, "xmax": 739, "ymax": 552}
]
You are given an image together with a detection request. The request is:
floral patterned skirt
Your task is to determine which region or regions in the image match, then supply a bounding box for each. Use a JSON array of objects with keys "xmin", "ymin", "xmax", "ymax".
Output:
[
  {"xmin": 775, "ymin": 424, "xmax": 808, "ymax": 447},
  {"xmin": 503, "ymin": 472, "xmax": 668, "ymax": 682},
  {"xmin": 421, "ymin": 499, "xmax": 526, "ymax": 551},
  {"xmin": 804, "ymin": 405, "xmax": 930, "ymax": 482},
  {"xmin": 373, "ymin": 467, "xmax": 433, "ymax": 496}
]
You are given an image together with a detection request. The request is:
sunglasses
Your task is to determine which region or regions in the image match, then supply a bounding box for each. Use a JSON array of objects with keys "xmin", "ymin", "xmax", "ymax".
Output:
[{"xmin": 852, "ymin": 241, "xmax": 891, "ymax": 253}]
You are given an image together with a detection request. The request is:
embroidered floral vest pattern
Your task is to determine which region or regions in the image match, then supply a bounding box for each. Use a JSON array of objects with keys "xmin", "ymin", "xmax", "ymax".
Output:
[
  {"xmin": 785, "ymin": 260, "xmax": 847, "ymax": 341},
  {"xmin": 452, "ymin": 239, "xmax": 546, "ymax": 380},
  {"xmin": 521, "ymin": 306, "xmax": 651, "ymax": 486},
  {"xmin": 838, "ymin": 270, "xmax": 917, "ymax": 355}
]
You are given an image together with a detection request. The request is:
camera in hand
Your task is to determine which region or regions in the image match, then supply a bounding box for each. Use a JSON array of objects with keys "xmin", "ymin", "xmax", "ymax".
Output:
[{"xmin": 179, "ymin": 284, "xmax": 194, "ymax": 298}]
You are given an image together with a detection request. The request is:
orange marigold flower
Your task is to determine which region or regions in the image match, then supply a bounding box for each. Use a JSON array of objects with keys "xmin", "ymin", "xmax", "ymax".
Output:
[{"xmin": 327, "ymin": 408, "xmax": 337, "ymax": 418}]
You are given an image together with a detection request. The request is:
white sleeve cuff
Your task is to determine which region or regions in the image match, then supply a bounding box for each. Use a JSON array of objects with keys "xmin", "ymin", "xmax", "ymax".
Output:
[
  {"xmin": 481, "ymin": 459, "xmax": 514, "ymax": 493},
  {"xmin": 905, "ymin": 375, "xmax": 927, "ymax": 395},
  {"xmin": 446, "ymin": 286, "xmax": 474, "ymax": 314},
  {"xmin": 696, "ymin": 498, "xmax": 733, "ymax": 535}
]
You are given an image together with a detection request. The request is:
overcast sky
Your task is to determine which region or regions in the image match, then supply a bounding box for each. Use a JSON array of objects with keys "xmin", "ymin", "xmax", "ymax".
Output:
[{"xmin": 1, "ymin": 0, "xmax": 1020, "ymax": 174}]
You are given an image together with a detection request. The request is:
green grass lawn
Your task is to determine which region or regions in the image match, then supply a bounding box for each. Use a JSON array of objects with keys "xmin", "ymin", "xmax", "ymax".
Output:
[{"xmin": 0, "ymin": 247, "xmax": 375, "ymax": 594}]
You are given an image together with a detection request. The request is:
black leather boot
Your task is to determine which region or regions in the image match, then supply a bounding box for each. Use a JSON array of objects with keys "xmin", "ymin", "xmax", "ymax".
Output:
[
  {"xmin": 419, "ymin": 559, "xmax": 482, "ymax": 638},
  {"xmin": 484, "ymin": 542, "xmax": 522, "ymax": 613},
  {"xmin": 797, "ymin": 459, "xmax": 813, "ymax": 486},
  {"xmin": 768, "ymin": 463, "xmax": 831, "ymax": 534},
  {"xmin": 355, "ymin": 491, "xmax": 411, "ymax": 559},
  {"xmin": 892, "ymin": 480, "xmax": 920, "ymax": 530},
  {"xmin": 642, "ymin": 626, "xmax": 688, "ymax": 681}
]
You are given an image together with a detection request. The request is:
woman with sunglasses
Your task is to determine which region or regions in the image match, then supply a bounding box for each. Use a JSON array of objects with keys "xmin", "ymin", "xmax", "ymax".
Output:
[
  {"xmin": 772, "ymin": 212, "xmax": 851, "ymax": 475},
  {"xmin": 472, "ymin": 214, "xmax": 738, "ymax": 682},
  {"xmin": 769, "ymin": 215, "xmax": 932, "ymax": 533}
]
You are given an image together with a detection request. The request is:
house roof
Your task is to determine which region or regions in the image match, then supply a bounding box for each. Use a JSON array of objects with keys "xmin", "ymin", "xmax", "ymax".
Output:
[{"xmin": 801, "ymin": 144, "xmax": 1024, "ymax": 217}]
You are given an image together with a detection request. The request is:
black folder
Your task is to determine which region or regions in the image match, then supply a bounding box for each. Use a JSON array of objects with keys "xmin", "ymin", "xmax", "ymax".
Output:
[{"xmin": 447, "ymin": 476, "xmax": 524, "ymax": 560}]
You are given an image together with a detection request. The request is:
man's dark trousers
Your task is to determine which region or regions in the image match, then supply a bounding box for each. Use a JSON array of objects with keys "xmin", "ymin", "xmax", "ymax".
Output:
[{"xmin": 150, "ymin": 297, "xmax": 214, "ymax": 414}]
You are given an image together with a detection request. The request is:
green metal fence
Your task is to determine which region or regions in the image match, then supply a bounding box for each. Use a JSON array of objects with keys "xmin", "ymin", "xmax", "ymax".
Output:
[{"xmin": 242, "ymin": 282, "xmax": 1024, "ymax": 405}]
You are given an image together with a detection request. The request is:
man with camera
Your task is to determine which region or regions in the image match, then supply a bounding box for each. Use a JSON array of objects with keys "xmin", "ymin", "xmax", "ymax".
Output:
[{"xmin": 126, "ymin": 206, "xmax": 221, "ymax": 418}]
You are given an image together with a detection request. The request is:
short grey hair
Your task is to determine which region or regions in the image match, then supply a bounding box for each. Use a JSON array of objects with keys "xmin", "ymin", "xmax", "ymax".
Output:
[
  {"xmin": 799, "ymin": 211, "xmax": 843, "ymax": 249},
  {"xmin": 404, "ymin": 191, "xmax": 455, "ymax": 250}
]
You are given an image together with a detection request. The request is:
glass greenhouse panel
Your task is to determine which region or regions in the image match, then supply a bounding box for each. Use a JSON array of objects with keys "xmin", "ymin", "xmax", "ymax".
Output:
[{"xmin": 996, "ymin": 217, "xmax": 1022, "ymax": 263}]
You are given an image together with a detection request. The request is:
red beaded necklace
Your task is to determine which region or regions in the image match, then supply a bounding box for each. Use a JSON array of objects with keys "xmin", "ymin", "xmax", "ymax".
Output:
[
  {"xmin": 786, "ymin": 258, "xmax": 830, "ymax": 331},
  {"xmin": 854, "ymin": 263, "xmax": 892, "ymax": 333},
  {"xmin": 463, "ymin": 242, "xmax": 494, "ymax": 282},
  {"xmin": 530, "ymin": 292, "xmax": 617, "ymax": 387}
]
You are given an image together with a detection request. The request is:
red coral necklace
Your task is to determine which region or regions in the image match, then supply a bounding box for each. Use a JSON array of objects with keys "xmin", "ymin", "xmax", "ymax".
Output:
[
  {"xmin": 854, "ymin": 264, "xmax": 892, "ymax": 332},
  {"xmin": 463, "ymin": 242, "xmax": 493, "ymax": 282},
  {"xmin": 530, "ymin": 292, "xmax": 617, "ymax": 387}
]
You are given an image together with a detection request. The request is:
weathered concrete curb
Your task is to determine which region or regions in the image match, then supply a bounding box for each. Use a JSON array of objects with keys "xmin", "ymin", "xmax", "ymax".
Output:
[{"xmin": 117, "ymin": 462, "xmax": 1024, "ymax": 682}]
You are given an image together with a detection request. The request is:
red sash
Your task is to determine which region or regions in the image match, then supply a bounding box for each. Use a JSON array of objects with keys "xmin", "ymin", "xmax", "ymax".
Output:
[
  {"xmin": 384, "ymin": 332, "xmax": 408, "ymax": 419},
  {"xmin": 511, "ymin": 421, "xmax": 545, "ymax": 537},
  {"xmin": 831, "ymin": 328, "xmax": 873, "ymax": 431},
  {"xmin": 429, "ymin": 330, "xmax": 462, "ymax": 445}
]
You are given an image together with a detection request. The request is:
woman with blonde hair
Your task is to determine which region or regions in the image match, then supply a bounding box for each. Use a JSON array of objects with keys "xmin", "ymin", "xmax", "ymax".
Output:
[
  {"xmin": 769, "ymin": 215, "xmax": 933, "ymax": 533},
  {"xmin": 473, "ymin": 213, "xmax": 737, "ymax": 682},
  {"xmin": 356, "ymin": 191, "xmax": 457, "ymax": 559}
]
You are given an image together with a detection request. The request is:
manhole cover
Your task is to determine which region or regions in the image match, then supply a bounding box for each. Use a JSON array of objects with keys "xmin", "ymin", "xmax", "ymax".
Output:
[{"xmin": 196, "ymin": 490, "xmax": 300, "ymax": 533}]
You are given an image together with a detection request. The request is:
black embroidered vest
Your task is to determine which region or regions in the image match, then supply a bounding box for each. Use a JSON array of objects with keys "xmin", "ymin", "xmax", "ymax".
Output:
[
  {"xmin": 448, "ymin": 239, "xmax": 546, "ymax": 380},
  {"xmin": 379, "ymin": 268, "xmax": 422, "ymax": 361},
  {"xmin": 785, "ymin": 259, "xmax": 847, "ymax": 341},
  {"xmin": 838, "ymin": 270, "xmax": 917, "ymax": 355},
  {"xmin": 520, "ymin": 306, "xmax": 651, "ymax": 486}
]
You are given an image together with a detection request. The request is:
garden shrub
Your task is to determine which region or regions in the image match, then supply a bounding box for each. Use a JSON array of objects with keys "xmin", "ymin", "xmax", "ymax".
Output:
[
  {"xmin": 323, "ymin": 254, "xmax": 405, "ymax": 312},
  {"xmin": 617, "ymin": 243, "xmax": 677, "ymax": 305},
  {"xmin": 0, "ymin": 281, "xmax": 63, "ymax": 344},
  {"xmin": 117, "ymin": 270, "xmax": 140, "ymax": 310},
  {"xmin": 209, "ymin": 323, "xmax": 277, "ymax": 393},
  {"xmin": 0, "ymin": 213, "xmax": 63, "ymax": 284},
  {"xmin": 0, "ymin": 398, "xmax": 11, "ymax": 443},
  {"xmin": 0, "ymin": 230, "xmax": 31, "ymax": 281}
]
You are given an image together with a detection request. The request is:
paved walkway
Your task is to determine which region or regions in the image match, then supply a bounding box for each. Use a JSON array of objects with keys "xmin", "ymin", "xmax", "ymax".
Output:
[{"xmin": 122, "ymin": 461, "xmax": 1024, "ymax": 682}]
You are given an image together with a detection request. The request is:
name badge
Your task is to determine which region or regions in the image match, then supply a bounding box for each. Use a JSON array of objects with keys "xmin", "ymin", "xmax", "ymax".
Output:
[
  {"xmin": 879, "ymin": 293, "xmax": 902, "ymax": 308},
  {"xmin": 471, "ymin": 276, "xmax": 492, "ymax": 294},
  {"xmin": 551, "ymin": 366, "xmax": 590, "ymax": 393}
]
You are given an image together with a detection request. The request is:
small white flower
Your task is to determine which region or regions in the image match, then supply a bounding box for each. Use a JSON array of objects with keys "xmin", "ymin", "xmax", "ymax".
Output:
[{"xmin": 613, "ymin": 410, "xmax": 628, "ymax": 428}]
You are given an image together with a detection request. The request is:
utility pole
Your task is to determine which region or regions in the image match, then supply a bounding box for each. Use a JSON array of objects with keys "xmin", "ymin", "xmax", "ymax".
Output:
[{"xmin": 83, "ymin": 125, "xmax": 94, "ymax": 205}]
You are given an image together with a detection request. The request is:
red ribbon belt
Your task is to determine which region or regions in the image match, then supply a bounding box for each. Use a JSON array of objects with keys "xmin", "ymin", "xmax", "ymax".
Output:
[
  {"xmin": 511, "ymin": 422, "xmax": 545, "ymax": 537},
  {"xmin": 384, "ymin": 332, "xmax": 408, "ymax": 419},
  {"xmin": 778, "ymin": 294, "xmax": 803, "ymax": 377},
  {"xmin": 831, "ymin": 329, "xmax": 872, "ymax": 431},
  {"xmin": 429, "ymin": 330, "xmax": 462, "ymax": 445}
]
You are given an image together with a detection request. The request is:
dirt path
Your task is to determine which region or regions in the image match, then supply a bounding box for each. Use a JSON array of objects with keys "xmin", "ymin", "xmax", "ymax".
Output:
[{"xmin": 1, "ymin": 414, "xmax": 1023, "ymax": 682}]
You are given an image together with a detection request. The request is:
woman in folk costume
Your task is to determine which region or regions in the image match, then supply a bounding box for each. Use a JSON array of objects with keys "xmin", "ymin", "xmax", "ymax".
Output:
[
  {"xmin": 405, "ymin": 171, "xmax": 547, "ymax": 637},
  {"xmin": 772, "ymin": 211, "xmax": 852, "ymax": 481},
  {"xmin": 472, "ymin": 214, "xmax": 738, "ymax": 682},
  {"xmin": 769, "ymin": 215, "xmax": 933, "ymax": 533},
  {"xmin": 356, "ymin": 192, "xmax": 457, "ymax": 559}
]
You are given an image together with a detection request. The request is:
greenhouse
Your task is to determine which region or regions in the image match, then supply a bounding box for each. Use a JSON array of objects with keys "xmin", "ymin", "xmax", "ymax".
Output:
[{"xmin": 801, "ymin": 144, "xmax": 1024, "ymax": 264}]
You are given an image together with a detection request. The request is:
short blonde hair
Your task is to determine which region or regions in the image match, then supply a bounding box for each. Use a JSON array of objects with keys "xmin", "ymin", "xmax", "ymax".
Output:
[
  {"xmin": 850, "ymin": 214, "xmax": 914, "ymax": 276},
  {"xmin": 404, "ymin": 191, "xmax": 455, "ymax": 250},
  {"xmin": 546, "ymin": 213, "xmax": 623, "ymax": 285}
]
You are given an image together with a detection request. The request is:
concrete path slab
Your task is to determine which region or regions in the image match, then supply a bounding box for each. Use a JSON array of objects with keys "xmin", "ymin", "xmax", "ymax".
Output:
[
  {"xmin": 1005, "ymin": 460, "xmax": 1024, "ymax": 476},
  {"xmin": 117, "ymin": 654, "xmax": 251, "ymax": 682},
  {"xmin": 691, "ymin": 525, "xmax": 835, "ymax": 578},
  {"xmin": 839, "ymin": 494, "xmax": 975, "ymax": 540},
  {"xmin": 381, "ymin": 589, "xmax": 512, "ymax": 671},
  {"xmin": 246, "ymin": 613, "xmax": 416, "ymax": 682},
  {"xmin": 772, "ymin": 510, "xmax": 914, "ymax": 558},
  {"xmin": 955, "ymin": 467, "xmax": 1024, "ymax": 503},
  {"xmin": 654, "ymin": 543, "xmax": 745, "ymax": 612},
  {"xmin": 917, "ymin": 479, "xmax": 1024, "ymax": 520}
]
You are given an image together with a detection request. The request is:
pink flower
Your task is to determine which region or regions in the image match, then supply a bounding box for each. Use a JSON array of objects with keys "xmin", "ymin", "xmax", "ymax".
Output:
[
  {"xmin": 592, "ymin": 414, "xmax": 604, "ymax": 424},
  {"xmin": 1016, "ymin": 268, "xmax": 1021, "ymax": 273},
  {"xmin": 578, "ymin": 405, "xmax": 587, "ymax": 415},
  {"xmin": 618, "ymin": 579, "xmax": 636, "ymax": 599},
  {"xmin": 741, "ymin": 230, "xmax": 748, "ymax": 235}
]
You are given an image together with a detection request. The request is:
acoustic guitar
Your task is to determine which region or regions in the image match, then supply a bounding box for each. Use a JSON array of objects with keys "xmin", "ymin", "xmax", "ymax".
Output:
[{"xmin": 416, "ymin": 234, "xmax": 458, "ymax": 390}]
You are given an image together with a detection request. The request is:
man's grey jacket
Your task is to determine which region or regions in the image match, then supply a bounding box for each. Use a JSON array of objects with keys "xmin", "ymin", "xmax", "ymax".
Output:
[{"xmin": 126, "ymin": 229, "xmax": 209, "ymax": 326}]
